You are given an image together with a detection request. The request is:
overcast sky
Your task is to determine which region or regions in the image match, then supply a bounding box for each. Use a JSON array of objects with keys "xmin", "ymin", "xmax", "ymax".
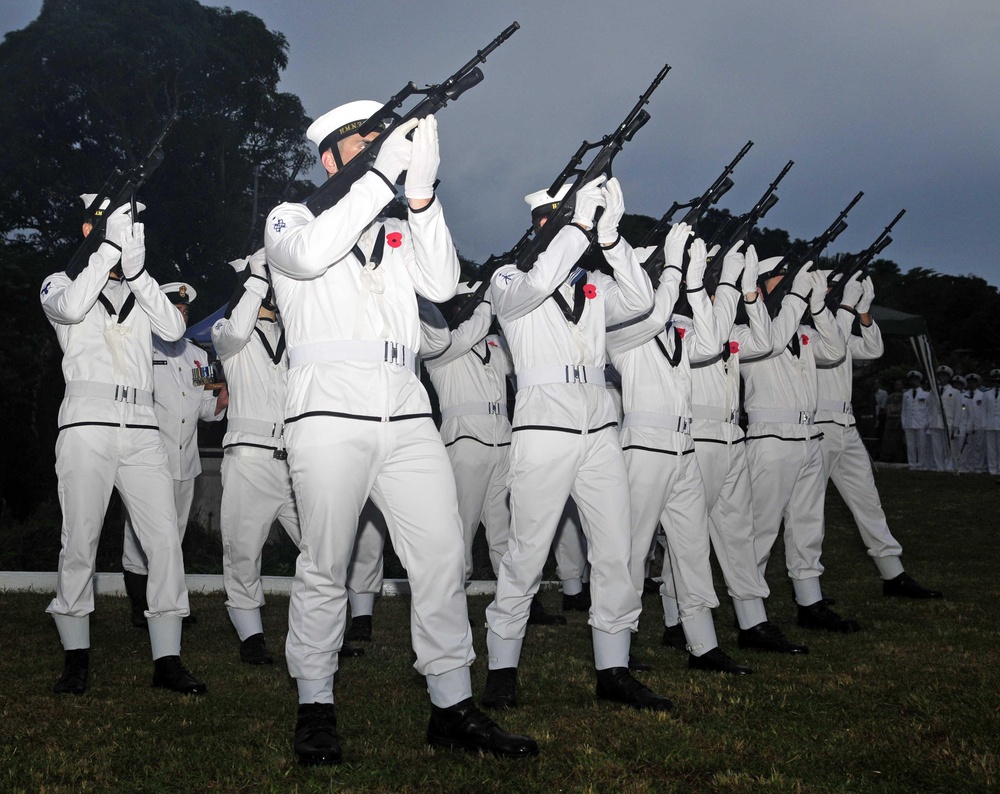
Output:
[{"xmin": 4, "ymin": 1, "xmax": 999, "ymax": 285}]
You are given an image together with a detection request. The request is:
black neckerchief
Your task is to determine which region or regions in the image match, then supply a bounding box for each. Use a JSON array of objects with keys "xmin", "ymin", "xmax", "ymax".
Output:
[
  {"xmin": 654, "ymin": 326, "xmax": 683, "ymax": 368},
  {"xmin": 470, "ymin": 339, "xmax": 491, "ymax": 366},
  {"xmin": 788, "ymin": 333, "xmax": 801, "ymax": 358},
  {"xmin": 351, "ymin": 226, "xmax": 387, "ymax": 270},
  {"xmin": 254, "ymin": 324, "xmax": 286, "ymax": 365},
  {"xmin": 97, "ymin": 291, "xmax": 136, "ymax": 324},
  {"xmin": 550, "ymin": 278, "xmax": 587, "ymax": 325}
]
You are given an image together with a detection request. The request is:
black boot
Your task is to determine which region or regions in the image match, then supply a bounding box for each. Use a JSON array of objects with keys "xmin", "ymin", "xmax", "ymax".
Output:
[
  {"xmin": 152, "ymin": 655, "xmax": 207, "ymax": 695},
  {"xmin": 595, "ymin": 667, "xmax": 672, "ymax": 712},
  {"xmin": 661, "ymin": 624, "xmax": 687, "ymax": 651},
  {"xmin": 482, "ymin": 667, "xmax": 518, "ymax": 710},
  {"xmin": 53, "ymin": 648, "xmax": 89, "ymax": 695},
  {"xmin": 239, "ymin": 633, "xmax": 273, "ymax": 665},
  {"xmin": 295, "ymin": 703, "xmax": 341, "ymax": 765},
  {"xmin": 797, "ymin": 601, "xmax": 861, "ymax": 633},
  {"xmin": 339, "ymin": 642, "xmax": 365, "ymax": 658},
  {"xmin": 122, "ymin": 571, "xmax": 148, "ymax": 629},
  {"xmin": 738, "ymin": 621, "xmax": 809, "ymax": 654},
  {"xmin": 345, "ymin": 615, "xmax": 373, "ymax": 642},
  {"xmin": 527, "ymin": 595, "xmax": 566, "ymax": 626},
  {"xmin": 427, "ymin": 697, "xmax": 538, "ymax": 758},
  {"xmin": 562, "ymin": 582, "xmax": 592, "ymax": 612},
  {"xmin": 688, "ymin": 647, "xmax": 753, "ymax": 675},
  {"xmin": 883, "ymin": 572, "xmax": 943, "ymax": 599}
]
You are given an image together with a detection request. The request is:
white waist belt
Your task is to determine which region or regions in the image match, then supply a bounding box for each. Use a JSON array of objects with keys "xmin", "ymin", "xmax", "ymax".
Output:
[
  {"xmin": 691, "ymin": 404, "xmax": 739, "ymax": 423},
  {"xmin": 817, "ymin": 399, "xmax": 852, "ymax": 414},
  {"xmin": 622, "ymin": 412, "xmax": 692, "ymax": 434},
  {"xmin": 288, "ymin": 340, "xmax": 418, "ymax": 375},
  {"xmin": 441, "ymin": 402, "xmax": 508, "ymax": 422},
  {"xmin": 517, "ymin": 365, "xmax": 606, "ymax": 390},
  {"xmin": 227, "ymin": 417, "xmax": 282, "ymax": 438},
  {"xmin": 65, "ymin": 381, "xmax": 153, "ymax": 407},
  {"xmin": 747, "ymin": 409, "xmax": 814, "ymax": 425}
]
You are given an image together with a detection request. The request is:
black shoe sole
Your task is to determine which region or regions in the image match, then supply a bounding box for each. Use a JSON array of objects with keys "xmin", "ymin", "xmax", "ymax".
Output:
[{"xmin": 427, "ymin": 733, "xmax": 539, "ymax": 759}]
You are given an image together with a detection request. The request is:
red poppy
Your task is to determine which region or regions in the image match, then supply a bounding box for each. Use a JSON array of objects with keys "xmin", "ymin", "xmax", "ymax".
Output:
[
  {"xmin": 677, "ymin": 327, "xmax": 686, "ymax": 339},
  {"xmin": 386, "ymin": 232, "xmax": 403, "ymax": 248},
  {"xmin": 729, "ymin": 341, "xmax": 740, "ymax": 354},
  {"xmin": 801, "ymin": 334, "xmax": 810, "ymax": 345},
  {"xmin": 583, "ymin": 283, "xmax": 597, "ymax": 299}
]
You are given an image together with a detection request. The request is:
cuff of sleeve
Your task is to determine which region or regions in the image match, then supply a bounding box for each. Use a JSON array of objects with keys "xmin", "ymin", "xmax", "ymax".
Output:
[
  {"xmin": 811, "ymin": 304, "xmax": 826, "ymax": 316},
  {"xmin": 788, "ymin": 291, "xmax": 809, "ymax": 304},
  {"xmin": 685, "ymin": 284, "xmax": 705, "ymax": 294},
  {"xmin": 124, "ymin": 267, "xmax": 147, "ymax": 283},
  {"xmin": 598, "ymin": 233, "xmax": 621, "ymax": 250},
  {"xmin": 717, "ymin": 281, "xmax": 739, "ymax": 292},
  {"xmin": 408, "ymin": 194, "xmax": 437, "ymax": 214},
  {"xmin": 246, "ymin": 274, "xmax": 270, "ymax": 296},
  {"xmin": 371, "ymin": 168, "xmax": 398, "ymax": 193}
]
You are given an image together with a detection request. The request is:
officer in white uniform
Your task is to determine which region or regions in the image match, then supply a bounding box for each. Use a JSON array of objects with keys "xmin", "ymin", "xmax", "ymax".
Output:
[
  {"xmin": 681, "ymin": 242, "xmax": 807, "ymax": 654},
  {"xmin": 983, "ymin": 369, "xmax": 1000, "ymax": 475},
  {"xmin": 741, "ymin": 259, "xmax": 860, "ymax": 632},
  {"xmin": 607, "ymin": 223, "xmax": 752, "ymax": 674},
  {"xmin": 926, "ymin": 366, "xmax": 956, "ymax": 471},
  {"xmin": 41, "ymin": 196, "xmax": 204, "ymax": 695},
  {"xmin": 901, "ymin": 370, "xmax": 929, "ymax": 470},
  {"xmin": 264, "ymin": 101, "xmax": 536, "ymax": 764},
  {"xmin": 817, "ymin": 274, "xmax": 942, "ymax": 598},
  {"xmin": 482, "ymin": 176, "xmax": 671, "ymax": 713},
  {"xmin": 211, "ymin": 248, "xmax": 304, "ymax": 664},
  {"xmin": 121, "ymin": 281, "xmax": 226, "ymax": 624}
]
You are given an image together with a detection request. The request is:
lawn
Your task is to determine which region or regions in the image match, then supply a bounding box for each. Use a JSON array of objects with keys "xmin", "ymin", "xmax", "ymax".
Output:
[{"xmin": 1, "ymin": 468, "xmax": 997, "ymax": 792}]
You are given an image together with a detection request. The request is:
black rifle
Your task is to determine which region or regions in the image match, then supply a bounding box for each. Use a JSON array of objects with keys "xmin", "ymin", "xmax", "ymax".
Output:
[
  {"xmin": 513, "ymin": 63, "xmax": 671, "ymax": 272},
  {"xmin": 637, "ymin": 140, "xmax": 754, "ymax": 285},
  {"xmin": 702, "ymin": 159, "xmax": 795, "ymax": 287},
  {"xmin": 66, "ymin": 111, "xmax": 178, "ymax": 279},
  {"xmin": 762, "ymin": 190, "xmax": 865, "ymax": 317},
  {"xmin": 825, "ymin": 208, "xmax": 906, "ymax": 308},
  {"xmin": 303, "ymin": 22, "xmax": 519, "ymax": 218}
]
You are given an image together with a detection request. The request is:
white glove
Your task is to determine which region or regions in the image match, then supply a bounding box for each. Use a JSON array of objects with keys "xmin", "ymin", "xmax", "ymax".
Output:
[
  {"xmin": 404, "ymin": 115, "xmax": 439, "ymax": 200},
  {"xmin": 741, "ymin": 244, "xmax": 759, "ymax": 296},
  {"xmin": 857, "ymin": 275, "xmax": 875, "ymax": 313},
  {"xmin": 120, "ymin": 222, "xmax": 145, "ymax": 279},
  {"xmin": 663, "ymin": 222, "xmax": 693, "ymax": 269},
  {"xmin": 227, "ymin": 255, "xmax": 250, "ymax": 273},
  {"xmin": 103, "ymin": 203, "xmax": 132, "ymax": 249},
  {"xmin": 373, "ymin": 118, "xmax": 419, "ymax": 184},
  {"xmin": 249, "ymin": 247, "xmax": 268, "ymax": 279},
  {"xmin": 790, "ymin": 264, "xmax": 812, "ymax": 302},
  {"xmin": 597, "ymin": 177, "xmax": 625, "ymax": 245},
  {"xmin": 687, "ymin": 238, "xmax": 708, "ymax": 289},
  {"xmin": 571, "ymin": 175, "xmax": 607, "ymax": 230},
  {"xmin": 719, "ymin": 240, "xmax": 745, "ymax": 287},
  {"xmin": 808, "ymin": 269, "xmax": 828, "ymax": 313},
  {"xmin": 840, "ymin": 272, "xmax": 864, "ymax": 308}
]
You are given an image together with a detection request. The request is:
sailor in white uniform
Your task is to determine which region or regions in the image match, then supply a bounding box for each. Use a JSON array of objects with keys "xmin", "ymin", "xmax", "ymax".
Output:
[
  {"xmin": 211, "ymin": 248, "xmax": 303, "ymax": 664},
  {"xmin": 41, "ymin": 196, "xmax": 204, "ymax": 696},
  {"xmin": 264, "ymin": 101, "xmax": 536, "ymax": 764},
  {"xmin": 901, "ymin": 370, "xmax": 929, "ymax": 470},
  {"xmin": 482, "ymin": 176, "xmax": 671, "ymax": 712}
]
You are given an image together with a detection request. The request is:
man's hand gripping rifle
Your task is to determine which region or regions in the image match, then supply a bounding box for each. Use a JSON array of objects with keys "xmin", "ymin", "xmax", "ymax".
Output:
[
  {"xmin": 303, "ymin": 22, "xmax": 520, "ymax": 218},
  {"xmin": 66, "ymin": 110, "xmax": 177, "ymax": 279},
  {"xmin": 825, "ymin": 208, "xmax": 905, "ymax": 309}
]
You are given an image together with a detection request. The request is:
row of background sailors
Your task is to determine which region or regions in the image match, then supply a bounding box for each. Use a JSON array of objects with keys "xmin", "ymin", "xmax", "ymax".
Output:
[{"xmin": 901, "ymin": 366, "xmax": 1000, "ymax": 473}]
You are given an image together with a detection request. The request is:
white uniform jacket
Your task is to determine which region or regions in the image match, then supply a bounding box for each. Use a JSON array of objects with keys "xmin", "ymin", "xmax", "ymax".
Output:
[
  {"xmin": 815, "ymin": 309, "xmax": 884, "ymax": 429},
  {"xmin": 939, "ymin": 385, "xmax": 963, "ymax": 436},
  {"xmin": 41, "ymin": 259, "xmax": 186, "ymax": 428},
  {"xmin": 424, "ymin": 300, "xmax": 513, "ymax": 448},
  {"xmin": 740, "ymin": 295, "xmax": 847, "ymax": 441},
  {"xmin": 901, "ymin": 386, "xmax": 931, "ymax": 430},
  {"xmin": 490, "ymin": 228, "xmax": 654, "ymax": 430},
  {"xmin": 152, "ymin": 335, "xmax": 223, "ymax": 480},
  {"xmin": 264, "ymin": 173, "xmax": 459, "ymax": 421},
  {"xmin": 211, "ymin": 273, "xmax": 289, "ymax": 455}
]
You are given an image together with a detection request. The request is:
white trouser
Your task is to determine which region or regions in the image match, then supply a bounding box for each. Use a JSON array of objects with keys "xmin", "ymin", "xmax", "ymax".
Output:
[
  {"xmin": 285, "ymin": 416, "xmax": 474, "ymax": 691},
  {"xmin": 485, "ymin": 427, "xmax": 638, "ymax": 670},
  {"xmin": 623, "ymin": 443, "xmax": 720, "ymax": 630},
  {"xmin": 123, "ymin": 477, "xmax": 194, "ymax": 574},
  {"xmin": 819, "ymin": 423, "xmax": 904, "ymax": 580},
  {"xmin": 446, "ymin": 438, "xmax": 511, "ymax": 579},
  {"xmin": 924, "ymin": 428, "xmax": 952, "ymax": 472},
  {"xmin": 745, "ymin": 430, "xmax": 827, "ymax": 602},
  {"xmin": 959, "ymin": 430, "xmax": 987, "ymax": 473},
  {"xmin": 692, "ymin": 436, "xmax": 770, "ymax": 625},
  {"xmin": 987, "ymin": 430, "xmax": 1000, "ymax": 475},
  {"xmin": 220, "ymin": 452, "xmax": 302, "ymax": 639},
  {"xmin": 346, "ymin": 500, "xmax": 387, "ymax": 607},
  {"xmin": 47, "ymin": 426, "xmax": 189, "ymax": 652},
  {"xmin": 903, "ymin": 428, "xmax": 923, "ymax": 469},
  {"xmin": 554, "ymin": 498, "xmax": 589, "ymax": 589}
]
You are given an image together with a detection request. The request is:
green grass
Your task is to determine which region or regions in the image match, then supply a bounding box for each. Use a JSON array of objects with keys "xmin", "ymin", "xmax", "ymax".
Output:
[{"xmin": 1, "ymin": 468, "xmax": 998, "ymax": 792}]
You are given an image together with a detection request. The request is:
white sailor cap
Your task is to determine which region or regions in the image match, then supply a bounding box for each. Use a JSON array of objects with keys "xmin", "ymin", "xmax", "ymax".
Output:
[
  {"xmin": 160, "ymin": 282, "xmax": 197, "ymax": 305},
  {"xmin": 80, "ymin": 193, "xmax": 145, "ymax": 216},
  {"xmin": 952, "ymin": 375, "xmax": 966, "ymax": 387},
  {"xmin": 967, "ymin": 372, "xmax": 981, "ymax": 382},
  {"xmin": 906, "ymin": 370, "xmax": 922, "ymax": 379},
  {"xmin": 756, "ymin": 256, "xmax": 786, "ymax": 278},
  {"xmin": 936, "ymin": 365, "xmax": 954, "ymax": 378},
  {"xmin": 307, "ymin": 100, "xmax": 394, "ymax": 153},
  {"xmin": 524, "ymin": 183, "xmax": 572, "ymax": 218},
  {"xmin": 990, "ymin": 369, "xmax": 1000, "ymax": 379}
]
